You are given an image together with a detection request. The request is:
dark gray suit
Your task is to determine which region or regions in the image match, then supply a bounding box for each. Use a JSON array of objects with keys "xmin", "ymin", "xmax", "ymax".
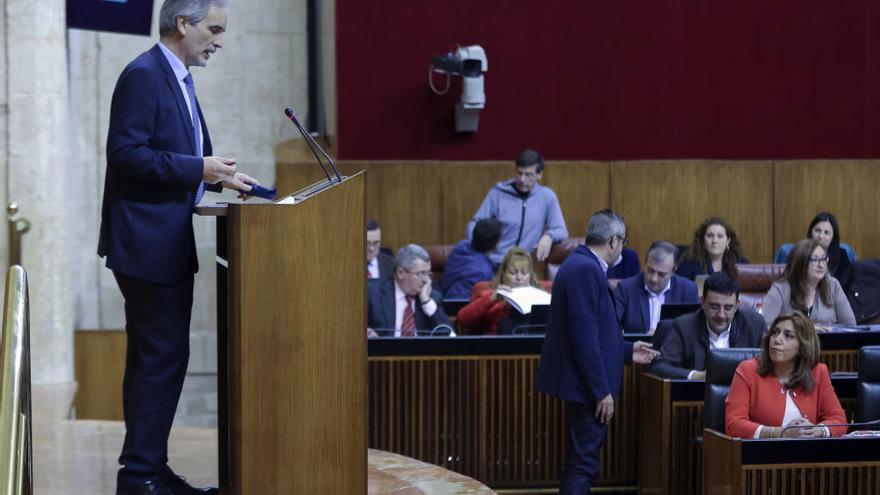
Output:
[
  {"xmin": 651, "ymin": 308, "xmax": 764, "ymax": 379},
  {"xmin": 376, "ymin": 253, "xmax": 396, "ymax": 280}
]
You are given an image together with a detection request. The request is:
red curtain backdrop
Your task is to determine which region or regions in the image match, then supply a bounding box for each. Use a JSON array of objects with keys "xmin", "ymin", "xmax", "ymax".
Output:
[{"xmin": 336, "ymin": 0, "xmax": 880, "ymax": 160}]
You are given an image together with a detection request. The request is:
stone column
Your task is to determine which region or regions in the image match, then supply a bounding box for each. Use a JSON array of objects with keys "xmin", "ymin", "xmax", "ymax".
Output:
[{"xmin": 4, "ymin": 0, "xmax": 74, "ymax": 395}]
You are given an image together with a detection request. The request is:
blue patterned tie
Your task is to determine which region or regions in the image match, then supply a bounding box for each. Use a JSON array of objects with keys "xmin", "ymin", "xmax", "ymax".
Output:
[{"xmin": 183, "ymin": 73, "xmax": 206, "ymax": 205}]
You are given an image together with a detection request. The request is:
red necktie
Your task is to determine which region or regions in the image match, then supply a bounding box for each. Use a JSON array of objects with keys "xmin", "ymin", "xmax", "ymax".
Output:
[{"xmin": 401, "ymin": 296, "xmax": 416, "ymax": 337}]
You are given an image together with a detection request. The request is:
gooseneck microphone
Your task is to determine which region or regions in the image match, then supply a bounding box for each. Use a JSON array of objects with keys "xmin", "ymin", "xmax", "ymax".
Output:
[{"xmin": 284, "ymin": 108, "xmax": 343, "ymax": 182}]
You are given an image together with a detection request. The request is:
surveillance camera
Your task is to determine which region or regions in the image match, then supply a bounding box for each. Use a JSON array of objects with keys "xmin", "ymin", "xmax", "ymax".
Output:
[{"xmin": 429, "ymin": 45, "xmax": 488, "ymax": 132}]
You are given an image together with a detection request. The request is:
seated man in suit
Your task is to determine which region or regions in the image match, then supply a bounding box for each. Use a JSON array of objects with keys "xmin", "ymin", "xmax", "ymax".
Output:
[
  {"xmin": 651, "ymin": 272, "xmax": 764, "ymax": 379},
  {"xmin": 616, "ymin": 241, "xmax": 699, "ymax": 334},
  {"xmin": 367, "ymin": 219, "xmax": 395, "ymax": 280},
  {"xmin": 368, "ymin": 243, "xmax": 452, "ymax": 336}
]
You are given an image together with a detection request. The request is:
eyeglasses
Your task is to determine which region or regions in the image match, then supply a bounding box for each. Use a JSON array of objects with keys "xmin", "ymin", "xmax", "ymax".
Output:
[
  {"xmin": 403, "ymin": 267, "xmax": 432, "ymax": 279},
  {"xmin": 808, "ymin": 256, "xmax": 829, "ymax": 264},
  {"xmin": 613, "ymin": 235, "xmax": 628, "ymax": 247}
]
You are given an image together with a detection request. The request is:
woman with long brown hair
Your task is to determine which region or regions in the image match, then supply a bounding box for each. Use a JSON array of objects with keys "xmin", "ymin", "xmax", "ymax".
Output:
[
  {"xmin": 675, "ymin": 217, "xmax": 746, "ymax": 281},
  {"xmin": 762, "ymin": 238, "xmax": 855, "ymax": 330},
  {"xmin": 726, "ymin": 311, "xmax": 847, "ymax": 438}
]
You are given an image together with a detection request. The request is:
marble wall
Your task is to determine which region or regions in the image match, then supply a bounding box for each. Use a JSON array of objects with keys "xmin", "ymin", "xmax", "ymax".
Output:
[{"xmin": 4, "ymin": 0, "xmax": 73, "ymax": 387}]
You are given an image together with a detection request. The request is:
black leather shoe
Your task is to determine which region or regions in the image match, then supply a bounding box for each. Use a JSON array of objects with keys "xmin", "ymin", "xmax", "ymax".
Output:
[
  {"xmin": 116, "ymin": 479, "xmax": 173, "ymax": 495},
  {"xmin": 162, "ymin": 473, "xmax": 219, "ymax": 495}
]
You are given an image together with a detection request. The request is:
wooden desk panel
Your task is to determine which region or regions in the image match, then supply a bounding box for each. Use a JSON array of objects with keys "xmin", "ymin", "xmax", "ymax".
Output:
[
  {"xmin": 368, "ymin": 355, "xmax": 641, "ymax": 489},
  {"xmin": 703, "ymin": 430, "xmax": 880, "ymax": 495}
]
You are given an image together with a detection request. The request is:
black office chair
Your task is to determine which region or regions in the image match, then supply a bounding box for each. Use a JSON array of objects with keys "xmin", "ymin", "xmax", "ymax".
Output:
[
  {"xmin": 703, "ymin": 348, "xmax": 762, "ymax": 433},
  {"xmin": 856, "ymin": 346, "xmax": 880, "ymax": 423}
]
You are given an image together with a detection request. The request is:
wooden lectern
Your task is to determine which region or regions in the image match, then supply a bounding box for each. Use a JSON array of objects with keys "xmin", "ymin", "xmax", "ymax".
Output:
[{"xmin": 199, "ymin": 172, "xmax": 367, "ymax": 494}]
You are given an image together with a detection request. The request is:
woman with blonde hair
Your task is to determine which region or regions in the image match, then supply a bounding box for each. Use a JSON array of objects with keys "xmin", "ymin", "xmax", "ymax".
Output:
[{"xmin": 457, "ymin": 247, "xmax": 546, "ymax": 334}]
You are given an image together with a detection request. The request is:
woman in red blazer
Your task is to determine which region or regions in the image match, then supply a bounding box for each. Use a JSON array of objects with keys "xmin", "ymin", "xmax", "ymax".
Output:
[
  {"xmin": 726, "ymin": 310, "xmax": 847, "ymax": 439},
  {"xmin": 457, "ymin": 247, "xmax": 549, "ymax": 334}
]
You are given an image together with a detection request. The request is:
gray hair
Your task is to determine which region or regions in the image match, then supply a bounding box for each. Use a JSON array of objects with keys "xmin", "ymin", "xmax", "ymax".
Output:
[
  {"xmin": 159, "ymin": 0, "xmax": 229, "ymax": 37},
  {"xmin": 646, "ymin": 240, "xmax": 678, "ymax": 264},
  {"xmin": 395, "ymin": 244, "xmax": 430, "ymax": 271},
  {"xmin": 584, "ymin": 209, "xmax": 626, "ymax": 247}
]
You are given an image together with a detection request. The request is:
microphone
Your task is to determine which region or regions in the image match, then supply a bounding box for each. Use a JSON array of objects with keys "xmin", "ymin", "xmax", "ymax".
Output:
[
  {"xmin": 779, "ymin": 418, "xmax": 880, "ymax": 437},
  {"xmin": 430, "ymin": 324, "xmax": 456, "ymax": 337},
  {"xmin": 284, "ymin": 108, "xmax": 343, "ymax": 182}
]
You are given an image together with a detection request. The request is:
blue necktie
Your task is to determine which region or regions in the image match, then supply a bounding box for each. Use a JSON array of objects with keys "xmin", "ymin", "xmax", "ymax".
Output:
[{"xmin": 183, "ymin": 73, "xmax": 206, "ymax": 205}]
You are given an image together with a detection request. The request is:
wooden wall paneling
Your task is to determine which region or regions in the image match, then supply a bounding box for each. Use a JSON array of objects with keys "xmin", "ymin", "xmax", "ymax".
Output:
[
  {"xmin": 773, "ymin": 160, "xmax": 880, "ymax": 261},
  {"xmin": 542, "ymin": 161, "xmax": 611, "ymax": 241},
  {"xmin": 438, "ymin": 162, "xmax": 515, "ymax": 245},
  {"xmin": 357, "ymin": 162, "xmax": 445, "ymax": 250},
  {"xmin": 610, "ymin": 161, "xmax": 775, "ymax": 263},
  {"xmin": 73, "ymin": 330, "xmax": 126, "ymax": 420}
]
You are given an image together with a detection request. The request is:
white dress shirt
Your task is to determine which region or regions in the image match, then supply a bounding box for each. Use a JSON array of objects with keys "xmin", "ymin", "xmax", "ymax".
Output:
[
  {"xmin": 686, "ymin": 321, "xmax": 732, "ymax": 379},
  {"xmin": 367, "ymin": 258, "xmax": 380, "ymax": 279},
  {"xmin": 645, "ymin": 280, "xmax": 671, "ymax": 333}
]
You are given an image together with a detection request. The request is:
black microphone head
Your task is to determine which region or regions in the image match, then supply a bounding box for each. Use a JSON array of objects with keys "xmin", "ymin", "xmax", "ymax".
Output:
[{"xmin": 284, "ymin": 107, "xmax": 295, "ymax": 118}]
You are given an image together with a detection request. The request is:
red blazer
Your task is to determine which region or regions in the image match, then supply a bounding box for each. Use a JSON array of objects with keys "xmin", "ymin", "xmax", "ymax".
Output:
[
  {"xmin": 725, "ymin": 358, "xmax": 847, "ymax": 438},
  {"xmin": 459, "ymin": 280, "xmax": 554, "ymax": 335},
  {"xmin": 457, "ymin": 289, "xmax": 509, "ymax": 335}
]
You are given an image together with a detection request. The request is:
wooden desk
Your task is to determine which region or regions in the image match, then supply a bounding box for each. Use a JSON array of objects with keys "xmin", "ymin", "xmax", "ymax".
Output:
[{"xmin": 702, "ymin": 430, "xmax": 880, "ymax": 495}]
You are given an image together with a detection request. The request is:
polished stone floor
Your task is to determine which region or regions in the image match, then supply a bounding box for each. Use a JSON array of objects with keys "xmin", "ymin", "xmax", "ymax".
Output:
[{"xmin": 33, "ymin": 419, "xmax": 495, "ymax": 494}]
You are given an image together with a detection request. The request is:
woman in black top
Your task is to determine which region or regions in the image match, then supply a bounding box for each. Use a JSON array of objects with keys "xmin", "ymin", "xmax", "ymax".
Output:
[
  {"xmin": 676, "ymin": 217, "xmax": 747, "ymax": 281},
  {"xmin": 805, "ymin": 212, "xmax": 850, "ymax": 281}
]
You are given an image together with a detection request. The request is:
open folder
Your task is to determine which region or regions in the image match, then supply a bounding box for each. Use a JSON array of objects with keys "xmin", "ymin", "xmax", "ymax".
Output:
[{"xmin": 496, "ymin": 286, "xmax": 552, "ymax": 314}]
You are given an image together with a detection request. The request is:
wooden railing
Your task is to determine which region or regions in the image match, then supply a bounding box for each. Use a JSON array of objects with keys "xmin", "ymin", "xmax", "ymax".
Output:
[{"xmin": 0, "ymin": 266, "xmax": 32, "ymax": 495}]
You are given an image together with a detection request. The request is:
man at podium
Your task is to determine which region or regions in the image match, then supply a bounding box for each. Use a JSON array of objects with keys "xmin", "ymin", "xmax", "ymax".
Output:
[{"xmin": 97, "ymin": 1, "xmax": 260, "ymax": 493}]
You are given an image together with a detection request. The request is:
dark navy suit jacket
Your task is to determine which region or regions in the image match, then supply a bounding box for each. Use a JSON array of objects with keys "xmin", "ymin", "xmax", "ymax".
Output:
[
  {"xmin": 367, "ymin": 278, "xmax": 452, "ymax": 332},
  {"xmin": 98, "ymin": 44, "xmax": 221, "ymax": 284},
  {"xmin": 536, "ymin": 246, "xmax": 633, "ymax": 404},
  {"xmin": 615, "ymin": 273, "xmax": 699, "ymax": 333}
]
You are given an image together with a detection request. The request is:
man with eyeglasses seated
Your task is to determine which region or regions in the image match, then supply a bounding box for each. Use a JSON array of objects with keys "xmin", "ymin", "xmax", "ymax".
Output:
[
  {"xmin": 366, "ymin": 218, "xmax": 395, "ymax": 280},
  {"xmin": 650, "ymin": 272, "xmax": 764, "ymax": 380},
  {"xmin": 368, "ymin": 243, "xmax": 452, "ymax": 337}
]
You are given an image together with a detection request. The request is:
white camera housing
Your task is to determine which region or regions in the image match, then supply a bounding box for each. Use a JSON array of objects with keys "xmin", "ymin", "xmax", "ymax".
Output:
[{"xmin": 430, "ymin": 45, "xmax": 488, "ymax": 132}]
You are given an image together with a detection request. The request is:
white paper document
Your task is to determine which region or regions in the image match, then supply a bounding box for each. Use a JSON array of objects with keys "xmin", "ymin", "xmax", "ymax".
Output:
[{"xmin": 496, "ymin": 286, "xmax": 552, "ymax": 314}]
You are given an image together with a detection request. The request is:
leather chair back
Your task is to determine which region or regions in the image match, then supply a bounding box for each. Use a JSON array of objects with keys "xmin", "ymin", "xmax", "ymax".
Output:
[
  {"xmin": 857, "ymin": 346, "xmax": 880, "ymax": 422},
  {"xmin": 736, "ymin": 263, "xmax": 785, "ymax": 312},
  {"xmin": 423, "ymin": 244, "xmax": 455, "ymax": 282},
  {"xmin": 703, "ymin": 348, "xmax": 761, "ymax": 432}
]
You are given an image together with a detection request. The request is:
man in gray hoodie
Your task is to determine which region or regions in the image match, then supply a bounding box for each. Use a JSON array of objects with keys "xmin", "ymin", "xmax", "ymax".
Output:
[{"xmin": 467, "ymin": 148, "xmax": 569, "ymax": 265}]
